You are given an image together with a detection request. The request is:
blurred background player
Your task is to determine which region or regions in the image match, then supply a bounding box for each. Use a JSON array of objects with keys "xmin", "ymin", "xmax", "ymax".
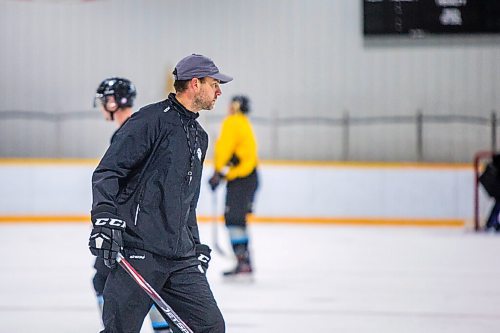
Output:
[
  {"xmin": 479, "ymin": 153, "xmax": 500, "ymax": 232},
  {"xmin": 209, "ymin": 95, "xmax": 259, "ymax": 278},
  {"xmin": 93, "ymin": 77, "xmax": 172, "ymax": 333}
]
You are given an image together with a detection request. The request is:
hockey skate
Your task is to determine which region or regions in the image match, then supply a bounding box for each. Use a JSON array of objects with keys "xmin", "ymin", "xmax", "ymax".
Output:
[{"xmin": 223, "ymin": 252, "xmax": 254, "ymax": 282}]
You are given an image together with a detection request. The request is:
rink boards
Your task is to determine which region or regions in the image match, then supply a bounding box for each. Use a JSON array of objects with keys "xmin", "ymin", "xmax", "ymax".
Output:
[{"xmin": 0, "ymin": 159, "xmax": 472, "ymax": 227}]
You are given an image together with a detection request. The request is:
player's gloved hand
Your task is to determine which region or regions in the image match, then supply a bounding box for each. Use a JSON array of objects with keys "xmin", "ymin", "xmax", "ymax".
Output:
[
  {"xmin": 196, "ymin": 244, "xmax": 212, "ymax": 274},
  {"xmin": 88, "ymin": 211, "xmax": 126, "ymax": 269},
  {"xmin": 208, "ymin": 172, "xmax": 223, "ymax": 191}
]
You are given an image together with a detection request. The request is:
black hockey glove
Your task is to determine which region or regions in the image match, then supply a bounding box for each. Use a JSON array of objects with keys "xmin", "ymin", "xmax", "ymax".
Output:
[
  {"xmin": 88, "ymin": 212, "xmax": 126, "ymax": 269},
  {"xmin": 196, "ymin": 244, "xmax": 212, "ymax": 274},
  {"xmin": 208, "ymin": 172, "xmax": 224, "ymax": 191}
]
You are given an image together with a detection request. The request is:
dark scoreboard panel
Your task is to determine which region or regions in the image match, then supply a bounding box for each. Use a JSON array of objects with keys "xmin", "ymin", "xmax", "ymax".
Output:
[{"xmin": 364, "ymin": 0, "xmax": 500, "ymax": 35}]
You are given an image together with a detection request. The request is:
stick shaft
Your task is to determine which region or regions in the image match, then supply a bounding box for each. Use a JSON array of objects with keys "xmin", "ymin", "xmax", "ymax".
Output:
[
  {"xmin": 116, "ymin": 253, "xmax": 194, "ymax": 333},
  {"xmin": 212, "ymin": 192, "xmax": 226, "ymax": 255}
]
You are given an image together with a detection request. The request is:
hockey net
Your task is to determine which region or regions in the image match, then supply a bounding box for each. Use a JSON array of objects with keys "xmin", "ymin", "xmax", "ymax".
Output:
[{"xmin": 473, "ymin": 150, "xmax": 495, "ymax": 231}]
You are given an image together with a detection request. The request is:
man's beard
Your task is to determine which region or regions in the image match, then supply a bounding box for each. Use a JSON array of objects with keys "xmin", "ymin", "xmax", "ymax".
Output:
[{"xmin": 193, "ymin": 93, "xmax": 214, "ymax": 111}]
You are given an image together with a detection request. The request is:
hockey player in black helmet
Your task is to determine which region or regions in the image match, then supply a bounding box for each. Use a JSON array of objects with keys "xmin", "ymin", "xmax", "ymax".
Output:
[
  {"xmin": 94, "ymin": 77, "xmax": 137, "ymax": 125},
  {"xmin": 92, "ymin": 77, "xmax": 172, "ymax": 333}
]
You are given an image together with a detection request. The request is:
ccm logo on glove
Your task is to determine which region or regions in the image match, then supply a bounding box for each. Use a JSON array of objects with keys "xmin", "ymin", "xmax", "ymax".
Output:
[
  {"xmin": 196, "ymin": 244, "xmax": 212, "ymax": 274},
  {"xmin": 94, "ymin": 218, "xmax": 126, "ymax": 228}
]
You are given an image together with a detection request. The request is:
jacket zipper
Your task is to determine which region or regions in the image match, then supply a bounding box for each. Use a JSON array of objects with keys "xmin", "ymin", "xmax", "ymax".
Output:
[
  {"xmin": 134, "ymin": 204, "xmax": 140, "ymax": 225},
  {"xmin": 135, "ymin": 182, "xmax": 148, "ymax": 226}
]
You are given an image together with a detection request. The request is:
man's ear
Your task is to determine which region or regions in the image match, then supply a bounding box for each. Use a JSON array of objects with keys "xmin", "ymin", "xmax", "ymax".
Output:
[{"xmin": 190, "ymin": 77, "xmax": 200, "ymax": 90}]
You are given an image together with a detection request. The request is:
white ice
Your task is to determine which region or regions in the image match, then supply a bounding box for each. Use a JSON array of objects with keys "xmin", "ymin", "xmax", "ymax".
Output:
[{"xmin": 0, "ymin": 223, "xmax": 499, "ymax": 333}]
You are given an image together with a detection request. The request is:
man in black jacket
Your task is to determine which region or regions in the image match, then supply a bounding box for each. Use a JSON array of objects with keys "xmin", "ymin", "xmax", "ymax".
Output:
[
  {"xmin": 92, "ymin": 77, "xmax": 172, "ymax": 333},
  {"xmin": 88, "ymin": 54, "xmax": 232, "ymax": 333}
]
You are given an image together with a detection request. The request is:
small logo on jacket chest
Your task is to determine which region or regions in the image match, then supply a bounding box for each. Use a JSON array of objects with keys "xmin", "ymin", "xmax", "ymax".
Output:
[{"xmin": 197, "ymin": 148, "xmax": 202, "ymax": 160}]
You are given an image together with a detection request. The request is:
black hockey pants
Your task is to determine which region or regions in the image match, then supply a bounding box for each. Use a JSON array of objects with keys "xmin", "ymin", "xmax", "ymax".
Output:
[
  {"xmin": 224, "ymin": 168, "xmax": 259, "ymax": 227},
  {"xmin": 93, "ymin": 258, "xmax": 111, "ymax": 295},
  {"xmin": 101, "ymin": 248, "xmax": 225, "ymax": 333}
]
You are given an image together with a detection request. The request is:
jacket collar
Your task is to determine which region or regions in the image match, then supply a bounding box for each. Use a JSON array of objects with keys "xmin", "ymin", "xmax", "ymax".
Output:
[{"xmin": 168, "ymin": 93, "xmax": 199, "ymax": 120}]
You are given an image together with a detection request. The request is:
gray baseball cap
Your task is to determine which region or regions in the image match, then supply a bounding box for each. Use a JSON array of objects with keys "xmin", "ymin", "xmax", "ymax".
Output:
[{"xmin": 173, "ymin": 54, "xmax": 233, "ymax": 84}]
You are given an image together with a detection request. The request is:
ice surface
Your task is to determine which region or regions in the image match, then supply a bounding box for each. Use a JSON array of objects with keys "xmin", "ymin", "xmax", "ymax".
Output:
[{"xmin": 0, "ymin": 223, "xmax": 499, "ymax": 332}]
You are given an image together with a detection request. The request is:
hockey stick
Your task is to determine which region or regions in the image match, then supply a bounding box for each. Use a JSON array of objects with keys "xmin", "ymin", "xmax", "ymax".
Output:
[
  {"xmin": 212, "ymin": 191, "xmax": 226, "ymax": 255},
  {"xmin": 116, "ymin": 253, "xmax": 194, "ymax": 333}
]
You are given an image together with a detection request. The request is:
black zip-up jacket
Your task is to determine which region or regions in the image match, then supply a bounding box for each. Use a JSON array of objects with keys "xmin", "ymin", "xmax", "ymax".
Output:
[{"xmin": 91, "ymin": 93, "xmax": 208, "ymax": 259}]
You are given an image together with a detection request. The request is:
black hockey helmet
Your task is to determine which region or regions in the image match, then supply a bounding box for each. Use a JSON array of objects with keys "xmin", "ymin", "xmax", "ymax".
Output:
[
  {"xmin": 231, "ymin": 95, "xmax": 250, "ymax": 114},
  {"xmin": 94, "ymin": 77, "xmax": 136, "ymax": 111}
]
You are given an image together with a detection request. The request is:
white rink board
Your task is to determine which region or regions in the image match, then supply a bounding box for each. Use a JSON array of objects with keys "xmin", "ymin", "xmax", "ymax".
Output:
[
  {"xmin": 0, "ymin": 162, "xmax": 473, "ymax": 221},
  {"xmin": 0, "ymin": 223, "xmax": 499, "ymax": 333}
]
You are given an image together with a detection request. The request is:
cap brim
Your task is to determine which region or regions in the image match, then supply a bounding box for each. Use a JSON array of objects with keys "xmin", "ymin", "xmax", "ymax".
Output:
[{"xmin": 210, "ymin": 72, "xmax": 233, "ymax": 84}]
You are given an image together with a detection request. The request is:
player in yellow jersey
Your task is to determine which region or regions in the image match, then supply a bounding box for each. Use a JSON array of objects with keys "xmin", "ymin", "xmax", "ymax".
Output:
[{"xmin": 209, "ymin": 95, "xmax": 259, "ymax": 277}]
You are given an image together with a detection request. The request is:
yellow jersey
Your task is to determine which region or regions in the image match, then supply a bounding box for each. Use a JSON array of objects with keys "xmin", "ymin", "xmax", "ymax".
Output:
[{"xmin": 214, "ymin": 112, "xmax": 258, "ymax": 181}]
